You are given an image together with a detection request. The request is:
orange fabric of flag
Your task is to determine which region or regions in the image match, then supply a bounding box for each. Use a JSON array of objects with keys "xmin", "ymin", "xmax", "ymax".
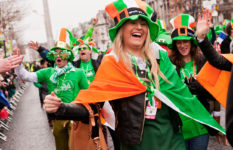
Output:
[
  {"xmin": 196, "ymin": 54, "xmax": 233, "ymax": 108},
  {"xmin": 73, "ymin": 55, "xmax": 147, "ymax": 104}
]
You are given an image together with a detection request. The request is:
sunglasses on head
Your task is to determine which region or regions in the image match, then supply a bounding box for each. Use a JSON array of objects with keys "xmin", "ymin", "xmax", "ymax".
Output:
[
  {"xmin": 77, "ymin": 47, "xmax": 90, "ymax": 51},
  {"xmin": 48, "ymin": 50, "xmax": 71, "ymax": 61}
]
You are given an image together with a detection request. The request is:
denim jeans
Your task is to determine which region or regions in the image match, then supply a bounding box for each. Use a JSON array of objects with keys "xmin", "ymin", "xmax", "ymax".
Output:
[{"xmin": 185, "ymin": 134, "xmax": 209, "ymax": 150}]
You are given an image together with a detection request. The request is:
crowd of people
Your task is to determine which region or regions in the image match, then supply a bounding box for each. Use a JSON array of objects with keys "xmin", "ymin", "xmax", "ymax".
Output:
[{"xmin": 0, "ymin": 0, "xmax": 233, "ymax": 150}]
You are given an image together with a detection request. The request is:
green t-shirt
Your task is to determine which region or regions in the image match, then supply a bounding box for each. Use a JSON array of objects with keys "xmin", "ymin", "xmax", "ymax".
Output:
[
  {"xmin": 179, "ymin": 60, "xmax": 208, "ymax": 139},
  {"xmin": 36, "ymin": 67, "xmax": 89, "ymax": 103},
  {"xmin": 180, "ymin": 60, "xmax": 197, "ymax": 82},
  {"xmin": 80, "ymin": 60, "xmax": 95, "ymax": 84}
]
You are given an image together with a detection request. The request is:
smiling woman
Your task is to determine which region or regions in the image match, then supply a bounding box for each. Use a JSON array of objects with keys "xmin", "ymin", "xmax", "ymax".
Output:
[
  {"xmin": 122, "ymin": 18, "xmax": 149, "ymax": 57},
  {"xmin": 42, "ymin": 1, "xmax": 225, "ymax": 150},
  {"xmin": 169, "ymin": 14, "xmax": 223, "ymax": 150}
]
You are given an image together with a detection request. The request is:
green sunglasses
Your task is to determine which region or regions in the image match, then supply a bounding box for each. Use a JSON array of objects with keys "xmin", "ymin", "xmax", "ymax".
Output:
[
  {"xmin": 77, "ymin": 47, "xmax": 90, "ymax": 51},
  {"xmin": 47, "ymin": 50, "xmax": 71, "ymax": 61}
]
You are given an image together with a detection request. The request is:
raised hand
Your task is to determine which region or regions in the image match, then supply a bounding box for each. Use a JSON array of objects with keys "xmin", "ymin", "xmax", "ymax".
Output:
[
  {"xmin": 91, "ymin": 17, "xmax": 98, "ymax": 27},
  {"xmin": 28, "ymin": 41, "xmax": 39, "ymax": 51},
  {"xmin": 216, "ymin": 133, "xmax": 228, "ymax": 146},
  {"xmin": 44, "ymin": 92, "xmax": 62, "ymax": 113},
  {"xmin": 0, "ymin": 55, "xmax": 24, "ymax": 73},
  {"xmin": 196, "ymin": 9, "xmax": 213, "ymax": 40}
]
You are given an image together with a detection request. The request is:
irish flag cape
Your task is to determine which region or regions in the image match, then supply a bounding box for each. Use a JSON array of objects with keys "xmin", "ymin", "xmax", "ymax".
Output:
[
  {"xmin": 74, "ymin": 49, "xmax": 225, "ymax": 134},
  {"xmin": 197, "ymin": 54, "xmax": 233, "ymax": 108}
]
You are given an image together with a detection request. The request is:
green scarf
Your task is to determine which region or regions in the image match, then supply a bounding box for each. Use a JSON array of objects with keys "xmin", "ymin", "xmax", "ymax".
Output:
[{"xmin": 50, "ymin": 62, "xmax": 74, "ymax": 84}]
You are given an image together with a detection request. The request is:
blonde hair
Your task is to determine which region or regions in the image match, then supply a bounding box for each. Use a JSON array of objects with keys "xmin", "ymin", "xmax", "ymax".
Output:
[{"xmin": 113, "ymin": 27, "xmax": 168, "ymax": 89}]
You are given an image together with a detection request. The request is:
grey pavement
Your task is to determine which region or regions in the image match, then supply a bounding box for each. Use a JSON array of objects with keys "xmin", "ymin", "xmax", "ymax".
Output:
[
  {"xmin": 0, "ymin": 82, "xmax": 55, "ymax": 150},
  {"xmin": 208, "ymin": 106, "xmax": 232, "ymax": 150}
]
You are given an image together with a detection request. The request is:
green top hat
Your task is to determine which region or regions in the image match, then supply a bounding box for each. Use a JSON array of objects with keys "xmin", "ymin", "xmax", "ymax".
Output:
[
  {"xmin": 73, "ymin": 26, "xmax": 100, "ymax": 60},
  {"xmin": 215, "ymin": 25, "xmax": 224, "ymax": 35},
  {"xmin": 47, "ymin": 28, "xmax": 75, "ymax": 61},
  {"xmin": 155, "ymin": 32, "xmax": 172, "ymax": 49},
  {"xmin": 170, "ymin": 14, "xmax": 197, "ymax": 47},
  {"xmin": 105, "ymin": 0, "xmax": 159, "ymax": 42},
  {"xmin": 76, "ymin": 27, "xmax": 99, "ymax": 53}
]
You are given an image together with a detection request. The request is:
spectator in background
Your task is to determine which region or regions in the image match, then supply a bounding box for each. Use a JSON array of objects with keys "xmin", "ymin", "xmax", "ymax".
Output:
[
  {"xmin": 33, "ymin": 59, "xmax": 49, "ymax": 107},
  {"xmin": 221, "ymin": 19, "xmax": 233, "ymax": 54}
]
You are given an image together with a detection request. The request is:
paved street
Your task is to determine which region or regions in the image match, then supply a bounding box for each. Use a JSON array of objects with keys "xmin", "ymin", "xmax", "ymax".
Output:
[
  {"xmin": 0, "ymin": 83, "xmax": 55, "ymax": 150},
  {"xmin": 0, "ymin": 82, "xmax": 232, "ymax": 150},
  {"xmin": 208, "ymin": 106, "xmax": 232, "ymax": 150}
]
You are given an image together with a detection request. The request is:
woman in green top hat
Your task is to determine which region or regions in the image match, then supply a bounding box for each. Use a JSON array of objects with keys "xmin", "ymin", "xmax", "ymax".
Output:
[
  {"xmin": 169, "ymin": 14, "xmax": 222, "ymax": 150},
  {"xmin": 44, "ymin": 0, "xmax": 225, "ymax": 150}
]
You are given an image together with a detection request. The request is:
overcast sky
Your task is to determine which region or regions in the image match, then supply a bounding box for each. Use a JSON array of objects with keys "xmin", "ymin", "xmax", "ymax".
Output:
[{"xmin": 20, "ymin": 0, "xmax": 114, "ymax": 44}]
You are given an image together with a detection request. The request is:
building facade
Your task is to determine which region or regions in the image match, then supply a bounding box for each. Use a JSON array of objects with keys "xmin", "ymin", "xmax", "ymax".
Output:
[
  {"xmin": 71, "ymin": 0, "xmax": 232, "ymax": 53},
  {"xmin": 71, "ymin": 10, "xmax": 114, "ymax": 53},
  {"xmin": 146, "ymin": 0, "xmax": 233, "ymax": 31}
]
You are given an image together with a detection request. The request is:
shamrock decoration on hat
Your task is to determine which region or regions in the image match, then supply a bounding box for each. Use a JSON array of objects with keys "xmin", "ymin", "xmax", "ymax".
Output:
[
  {"xmin": 170, "ymin": 14, "xmax": 197, "ymax": 47},
  {"xmin": 47, "ymin": 28, "xmax": 75, "ymax": 61},
  {"xmin": 105, "ymin": 0, "xmax": 159, "ymax": 42}
]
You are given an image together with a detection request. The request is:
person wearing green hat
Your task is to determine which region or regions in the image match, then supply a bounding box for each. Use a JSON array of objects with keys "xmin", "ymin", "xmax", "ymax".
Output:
[
  {"xmin": 169, "ymin": 13, "xmax": 223, "ymax": 150},
  {"xmin": 221, "ymin": 18, "xmax": 233, "ymax": 54},
  {"xmin": 155, "ymin": 19, "xmax": 172, "ymax": 55},
  {"xmin": 213, "ymin": 25, "xmax": 224, "ymax": 54},
  {"xmin": 14, "ymin": 28, "xmax": 89, "ymax": 150},
  {"xmin": 43, "ymin": 1, "xmax": 225, "ymax": 150},
  {"xmin": 72, "ymin": 18, "xmax": 100, "ymax": 84}
]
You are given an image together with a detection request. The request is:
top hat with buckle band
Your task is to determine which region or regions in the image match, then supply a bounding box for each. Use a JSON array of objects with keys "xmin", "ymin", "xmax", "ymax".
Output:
[
  {"xmin": 170, "ymin": 14, "xmax": 198, "ymax": 47},
  {"xmin": 105, "ymin": 0, "xmax": 159, "ymax": 42},
  {"xmin": 47, "ymin": 28, "xmax": 75, "ymax": 62}
]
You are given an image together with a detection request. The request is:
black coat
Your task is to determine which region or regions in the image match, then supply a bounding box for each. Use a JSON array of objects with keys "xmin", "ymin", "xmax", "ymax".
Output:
[
  {"xmin": 198, "ymin": 37, "xmax": 233, "ymax": 146},
  {"xmin": 226, "ymin": 67, "xmax": 233, "ymax": 147},
  {"xmin": 221, "ymin": 36, "xmax": 232, "ymax": 54},
  {"xmin": 73, "ymin": 59, "xmax": 99, "ymax": 73}
]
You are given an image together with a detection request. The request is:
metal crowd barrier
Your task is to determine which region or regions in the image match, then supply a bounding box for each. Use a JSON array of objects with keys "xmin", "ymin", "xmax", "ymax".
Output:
[{"xmin": 0, "ymin": 81, "xmax": 26, "ymax": 144}]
